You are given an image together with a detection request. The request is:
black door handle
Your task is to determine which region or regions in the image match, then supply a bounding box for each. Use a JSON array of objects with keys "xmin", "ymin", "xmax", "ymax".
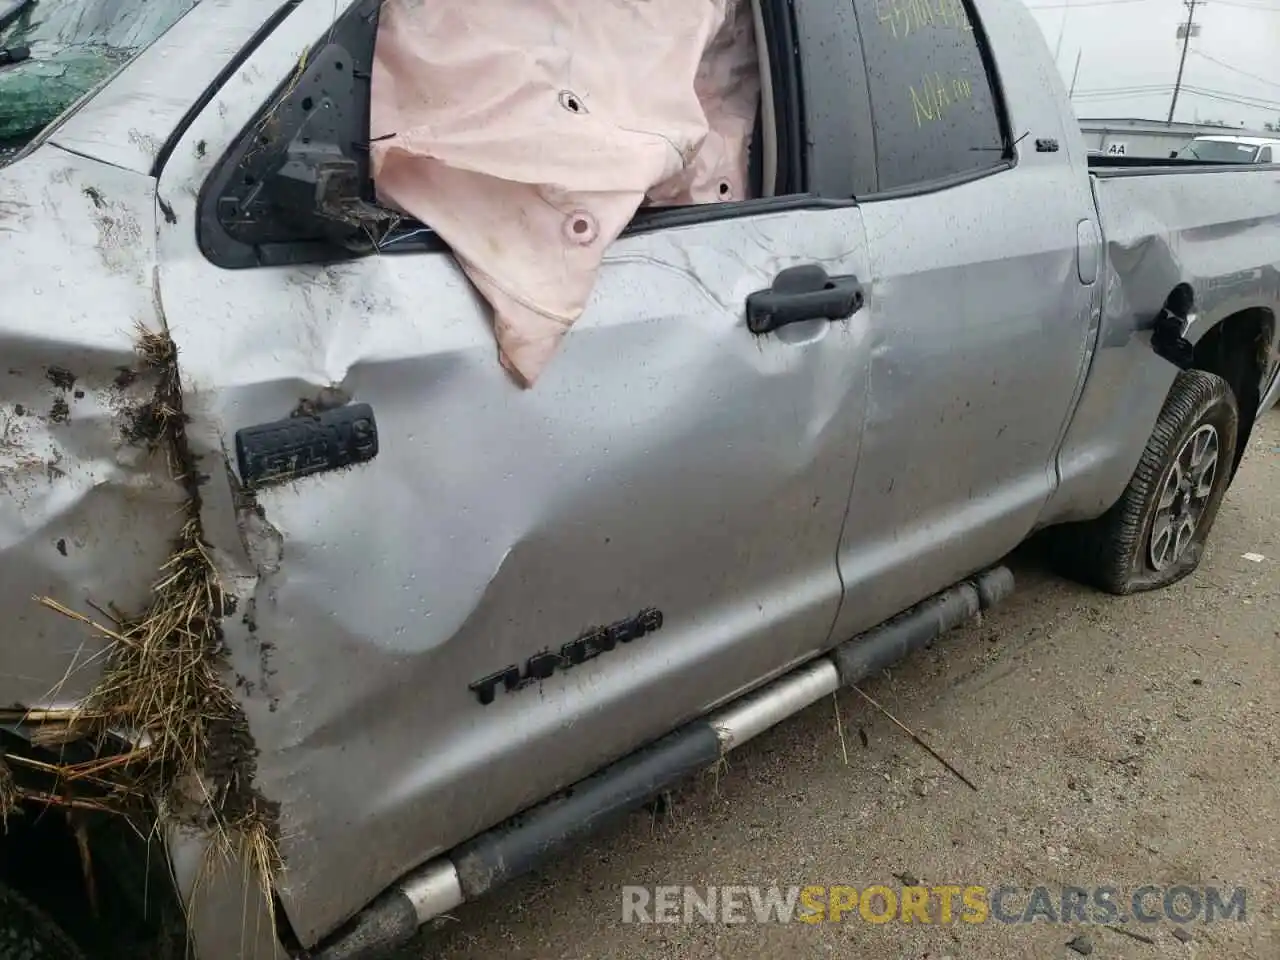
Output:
[{"xmin": 746, "ymin": 264, "xmax": 865, "ymax": 335}]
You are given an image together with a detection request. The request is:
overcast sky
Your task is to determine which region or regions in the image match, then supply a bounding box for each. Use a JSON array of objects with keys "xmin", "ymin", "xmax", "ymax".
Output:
[{"xmin": 1023, "ymin": 0, "xmax": 1280, "ymax": 129}]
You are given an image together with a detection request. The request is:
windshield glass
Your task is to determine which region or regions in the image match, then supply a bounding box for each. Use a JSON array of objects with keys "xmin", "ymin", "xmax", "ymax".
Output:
[
  {"xmin": 1175, "ymin": 139, "xmax": 1261, "ymax": 163},
  {"xmin": 0, "ymin": 0, "xmax": 199, "ymax": 162}
]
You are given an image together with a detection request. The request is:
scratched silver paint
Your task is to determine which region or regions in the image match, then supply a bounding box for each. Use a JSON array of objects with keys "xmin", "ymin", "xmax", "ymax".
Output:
[
  {"xmin": 0, "ymin": 146, "xmax": 186, "ymax": 708},
  {"xmin": 1046, "ymin": 170, "xmax": 1280, "ymax": 521},
  {"xmin": 166, "ymin": 824, "xmax": 281, "ymax": 960},
  {"xmin": 830, "ymin": 0, "xmax": 1104, "ymax": 638},
  {"xmin": 153, "ymin": 0, "xmax": 1280, "ymax": 946},
  {"xmin": 0, "ymin": 4, "xmax": 318, "ymax": 959},
  {"xmin": 155, "ymin": 6, "xmax": 870, "ymax": 945},
  {"xmin": 4, "ymin": 0, "xmax": 1280, "ymax": 955},
  {"xmin": 0, "ymin": 143, "xmax": 272, "ymax": 959}
]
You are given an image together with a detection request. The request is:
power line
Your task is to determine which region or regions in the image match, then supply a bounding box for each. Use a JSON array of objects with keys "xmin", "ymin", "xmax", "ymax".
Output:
[
  {"xmin": 1183, "ymin": 85, "xmax": 1280, "ymax": 109},
  {"xmin": 1074, "ymin": 83, "xmax": 1279, "ymax": 99},
  {"xmin": 1073, "ymin": 85, "xmax": 1178, "ymax": 93},
  {"xmin": 1071, "ymin": 86, "xmax": 1280, "ymax": 112},
  {"xmin": 1205, "ymin": 0, "xmax": 1280, "ymax": 9},
  {"xmin": 1072, "ymin": 93, "xmax": 1172, "ymax": 101},
  {"xmin": 1027, "ymin": 0, "xmax": 1280, "ymax": 121},
  {"xmin": 1072, "ymin": 82, "xmax": 1280, "ymax": 106},
  {"xmin": 1072, "ymin": 90, "xmax": 1176, "ymax": 102},
  {"xmin": 1189, "ymin": 50, "xmax": 1280, "ymax": 90},
  {"xmin": 1073, "ymin": 92, "xmax": 1175, "ymax": 101},
  {"xmin": 1026, "ymin": 0, "xmax": 1280, "ymax": 9},
  {"xmin": 1026, "ymin": 0, "xmax": 1151, "ymax": 8},
  {"xmin": 1182, "ymin": 89, "xmax": 1280, "ymax": 111},
  {"xmin": 1184, "ymin": 82, "xmax": 1280, "ymax": 104}
]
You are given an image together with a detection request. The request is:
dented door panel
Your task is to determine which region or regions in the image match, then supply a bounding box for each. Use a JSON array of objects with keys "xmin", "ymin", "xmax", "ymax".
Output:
[
  {"xmin": 832, "ymin": 161, "xmax": 1098, "ymax": 641},
  {"xmin": 162, "ymin": 222, "xmax": 872, "ymax": 946},
  {"xmin": 153, "ymin": 1, "xmax": 873, "ymax": 942},
  {"xmin": 828, "ymin": 0, "xmax": 1104, "ymax": 640}
]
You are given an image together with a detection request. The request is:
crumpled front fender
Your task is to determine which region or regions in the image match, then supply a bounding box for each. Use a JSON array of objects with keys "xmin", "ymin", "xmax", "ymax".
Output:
[{"xmin": 0, "ymin": 145, "xmax": 184, "ymax": 711}]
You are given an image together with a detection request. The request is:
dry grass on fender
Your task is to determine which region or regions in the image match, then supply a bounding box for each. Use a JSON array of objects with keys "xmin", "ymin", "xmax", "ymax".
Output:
[
  {"xmin": 16, "ymin": 326, "xmax": 281, "ymax": 936},
  {"xmin": 35, "ymin": 523, "xmax": 226, "ymax": 792},
  {"xmin": 0, "ymin": 758, "xmax": 16, "ymax": 829},
  {"xmin": 30, "ymin": 516, "xmax": 282, "ymax": 902}
]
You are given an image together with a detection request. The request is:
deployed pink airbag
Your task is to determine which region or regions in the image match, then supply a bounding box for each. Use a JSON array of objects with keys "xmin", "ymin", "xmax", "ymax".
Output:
[{"xmin": 370, "ymin": 0, "xmax": 760, "ymax": 386}]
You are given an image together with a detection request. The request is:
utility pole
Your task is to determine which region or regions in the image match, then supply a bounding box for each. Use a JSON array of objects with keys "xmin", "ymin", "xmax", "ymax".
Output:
[
  {"xmin": 1069, "ymin": 48, "xmax": 1083, "ymax": 98},
  {"xmin": 1167, "ymin": 0, "xmax": 1199, "ymax": 124}
]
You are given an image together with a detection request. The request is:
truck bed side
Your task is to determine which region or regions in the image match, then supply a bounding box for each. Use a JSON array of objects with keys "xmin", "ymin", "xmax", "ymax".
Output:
[{"xmin": 1044, "ymin": 164, "xmax": 1280, "ymax": 524}]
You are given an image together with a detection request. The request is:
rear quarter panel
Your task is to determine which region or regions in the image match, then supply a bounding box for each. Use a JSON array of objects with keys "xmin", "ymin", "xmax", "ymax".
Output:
[{"xmin": 1044, "ymin": 166, "xmax": 1280, "ymax": 524}]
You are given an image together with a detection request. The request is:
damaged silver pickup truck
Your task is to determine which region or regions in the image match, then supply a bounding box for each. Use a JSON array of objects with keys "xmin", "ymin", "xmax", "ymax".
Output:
[{"xmin": 2, "ymin": 0, "xmax": 1279, "ymax": 957}]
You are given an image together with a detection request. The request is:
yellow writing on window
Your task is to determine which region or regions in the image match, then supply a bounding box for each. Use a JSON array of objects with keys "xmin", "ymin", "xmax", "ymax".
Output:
[
  {"xmin": 874, "ymin": 0, "xmax": 974, "ymax": 39},
  {"xmin": 909, "ymin": 73, "xmax": 974, "ymax": 127}
]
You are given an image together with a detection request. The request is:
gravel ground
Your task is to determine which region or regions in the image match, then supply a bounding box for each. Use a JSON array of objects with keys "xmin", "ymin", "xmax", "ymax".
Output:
[{"xmin": 406, "ymin": 408, "xmax": 1280, "ymax": 960}]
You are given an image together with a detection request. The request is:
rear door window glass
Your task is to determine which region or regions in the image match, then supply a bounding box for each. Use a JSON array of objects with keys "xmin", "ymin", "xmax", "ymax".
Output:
[{"xmin": 849, "ymin": 0, "xmax": 1007, "ymax": 191}]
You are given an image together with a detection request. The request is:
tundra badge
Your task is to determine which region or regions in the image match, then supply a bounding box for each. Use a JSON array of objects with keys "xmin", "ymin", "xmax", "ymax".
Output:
[{"xmin": 469, "ymin": 608, "xmax": 665, "ymax": 706}]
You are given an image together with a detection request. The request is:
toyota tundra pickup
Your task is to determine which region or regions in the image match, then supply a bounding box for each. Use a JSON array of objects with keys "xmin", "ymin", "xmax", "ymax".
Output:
[{"xmin": 1, "ymin": 0, "xmax": 1279, "ymax": 958}]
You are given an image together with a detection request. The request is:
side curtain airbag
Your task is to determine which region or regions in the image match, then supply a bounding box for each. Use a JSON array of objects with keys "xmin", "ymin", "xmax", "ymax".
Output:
[{"xmin": 370, "ymin": 0, "xmax": 761, "ymax": 386}]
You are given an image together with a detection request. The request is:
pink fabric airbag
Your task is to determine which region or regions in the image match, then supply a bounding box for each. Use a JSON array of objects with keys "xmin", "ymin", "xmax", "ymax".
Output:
[{"xmin": 370, "ymin": 0, "xmax": 760, "ymax": 386}]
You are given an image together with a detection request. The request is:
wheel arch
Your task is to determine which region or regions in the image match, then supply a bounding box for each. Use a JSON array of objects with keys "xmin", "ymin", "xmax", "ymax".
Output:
[
  {"xmin": 0, "ymin": 728, "xmax": 188, "ymax": 958},
  {"xmin": 1189, "ymin": 303, "xmax": 1276, "ymax": 476}
]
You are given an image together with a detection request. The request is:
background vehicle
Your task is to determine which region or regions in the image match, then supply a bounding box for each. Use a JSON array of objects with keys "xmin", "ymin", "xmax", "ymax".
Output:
[
  {"xmin": 1175, "ymin": 134, "xmax": 1280, "ymax": 163},
  {"xmin": 1, "ymin": 0, "xmax": 1278, "ymax": 957}
]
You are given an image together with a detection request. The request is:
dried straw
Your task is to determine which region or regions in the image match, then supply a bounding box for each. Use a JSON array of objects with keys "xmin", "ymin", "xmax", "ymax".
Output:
[
  {"xmin": 20, "ymin": 327, "xmax": 282, "ymax": 936},
  {"xmin": 0, "ymin": 757, "xmax": 16, "ymax": 829}
]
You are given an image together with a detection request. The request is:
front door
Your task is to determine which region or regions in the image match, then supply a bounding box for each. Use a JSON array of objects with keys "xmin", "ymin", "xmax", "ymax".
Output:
[{"xmin": 154, "ymin": 0, "xmax": 872, "ymax": 944}]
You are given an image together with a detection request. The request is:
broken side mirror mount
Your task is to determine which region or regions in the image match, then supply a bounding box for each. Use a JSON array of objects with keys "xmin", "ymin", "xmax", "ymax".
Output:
[
  {"xmin": 201, "ymin": 0, "xmax": 396, "ymax": 266},
  {"xmin": 272, "ymin": 143, "xmax": 397, "ymax": 241}
]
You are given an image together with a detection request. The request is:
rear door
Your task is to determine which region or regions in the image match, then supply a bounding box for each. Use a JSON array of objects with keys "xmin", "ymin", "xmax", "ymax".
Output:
[
  {"xmin": 827, "ymin": 0, "xmax": 1102, "ymax": 636},
  {"xmin": 153, "ymin": 0, "xmax": 872, "ymax": 944}
]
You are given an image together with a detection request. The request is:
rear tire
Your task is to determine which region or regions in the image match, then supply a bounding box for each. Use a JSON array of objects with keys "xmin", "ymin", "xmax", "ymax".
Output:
[
  {"xmin": 0, "ymin": 883, "xmax": 86, "ymax": 960},
  {"xmin": 1047, "ymin": 369, "xmax": 1238, "ymax": 595}
]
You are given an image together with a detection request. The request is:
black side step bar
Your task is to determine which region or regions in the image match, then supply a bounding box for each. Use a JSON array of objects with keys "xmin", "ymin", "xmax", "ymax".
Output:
[{"xmin": 311, "ymin": 565, "xmax": 1015, "ymax": 960}]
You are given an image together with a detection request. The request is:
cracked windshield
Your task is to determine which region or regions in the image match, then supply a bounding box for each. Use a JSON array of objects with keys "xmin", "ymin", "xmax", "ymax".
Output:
[{"xmin": 0, "ymin": 0, "xmax": 198, "ymax": 161}]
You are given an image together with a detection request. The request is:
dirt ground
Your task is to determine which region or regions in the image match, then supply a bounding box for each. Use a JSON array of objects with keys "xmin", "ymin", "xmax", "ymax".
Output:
[{"xmin": 406, "ymin": 408, "xmax": 1280, "ymax": 960}]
